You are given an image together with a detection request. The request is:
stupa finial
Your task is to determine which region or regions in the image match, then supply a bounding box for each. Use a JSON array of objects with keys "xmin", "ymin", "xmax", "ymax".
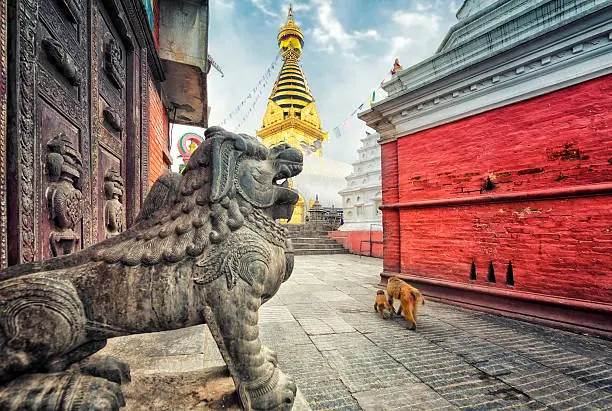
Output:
[{"xmin": 287, "ymin": 3, "xmax": 293, "ymax": 22}]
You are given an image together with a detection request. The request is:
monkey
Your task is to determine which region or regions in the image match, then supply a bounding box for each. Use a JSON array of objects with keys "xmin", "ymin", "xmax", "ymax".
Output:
[
  {"xmin": 374, "ymin": 290, "xmax": 393, "ymax": 319},
  {"xmin": 386, "ymin": 277, "xmax": 425, "ymax": 330}
]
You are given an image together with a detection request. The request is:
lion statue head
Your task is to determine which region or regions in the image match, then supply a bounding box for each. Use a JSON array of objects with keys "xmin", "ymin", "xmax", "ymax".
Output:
[{"xmin": 93, "ymin": 127, "xmax": 303, "ymax": 266}]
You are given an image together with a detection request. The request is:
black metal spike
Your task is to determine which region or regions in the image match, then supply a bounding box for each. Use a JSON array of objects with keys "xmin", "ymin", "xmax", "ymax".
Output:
[
  {"xmin": 506, "ymin": 261, "xmax": 514, "ymax": 286},
  {"xmin": 487, "ymin": 261, "xmax": 496, "ymax": 283}
]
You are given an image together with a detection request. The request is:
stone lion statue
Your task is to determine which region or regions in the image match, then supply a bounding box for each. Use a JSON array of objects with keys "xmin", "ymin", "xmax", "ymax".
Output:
[{"xmin": 0, "ymin": 127, "xmax": 303, "ymax": 410}]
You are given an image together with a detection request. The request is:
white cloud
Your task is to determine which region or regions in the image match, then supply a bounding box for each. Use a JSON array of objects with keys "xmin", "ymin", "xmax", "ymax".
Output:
[
  {"xmin": 212, "ymin": 0, "xmax": 234, "ymax": 9},
  {"xmin": 310, "ymin": 0, "xmax": 379, "ymax": 60},
  {"xmin": 392, "ymin": 11, "xmax": 441, "ymax": 34},
  {"xmin": 291, "ymin": 2, "xmax": 311, "ymax": 12},
  {"xmin": 251, "ymin": 0, "xmax": 279, "ymax": 17},
  {"xmin": 387, "ymin": 36, "xmax": 414, "ymax": 61}
]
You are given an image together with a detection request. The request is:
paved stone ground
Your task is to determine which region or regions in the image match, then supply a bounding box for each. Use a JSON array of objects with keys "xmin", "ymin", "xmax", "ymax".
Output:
[
  {"xmin": 103, "ymin": 254, "xmax": 612, "ymax": 410},
  {"xmin": 262, "ymin": 255, "xmax": 612, "ymax": 410}
]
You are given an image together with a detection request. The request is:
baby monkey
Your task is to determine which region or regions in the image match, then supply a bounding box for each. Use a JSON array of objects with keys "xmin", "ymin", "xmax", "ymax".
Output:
[
  {"xmin": 387, "ymin": 277, "xmax": 425, "ymax": 330},
  {"xmin": 374, "ymin": 290, "xmax": 393, "ymax": 319}
]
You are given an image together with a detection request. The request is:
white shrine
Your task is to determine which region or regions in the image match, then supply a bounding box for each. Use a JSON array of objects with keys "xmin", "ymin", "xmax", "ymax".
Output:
[{"xmin": 338, "ymin": 132, "xmax": 382, "ymax": 231}]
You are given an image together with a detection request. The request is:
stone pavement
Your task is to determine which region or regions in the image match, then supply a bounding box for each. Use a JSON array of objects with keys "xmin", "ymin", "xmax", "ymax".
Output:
[{"xmin": 102, "ymin": 254, "xmax": 612, "ymax": 410}]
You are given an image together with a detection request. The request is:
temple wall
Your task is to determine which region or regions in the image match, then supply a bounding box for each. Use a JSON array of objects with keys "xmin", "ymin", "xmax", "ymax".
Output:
[
  {"xmin": 149, "ymin": 79, "xmax": 170, "ymax": 186},
  {"xmin": 380, "ymin": 75, "xmax": 611, "ymax": 332}
]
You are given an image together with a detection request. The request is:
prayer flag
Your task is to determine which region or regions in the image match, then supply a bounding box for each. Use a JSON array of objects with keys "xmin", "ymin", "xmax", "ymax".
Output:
[{"xmin": 333, "ymin": 127, "xmax": 341, "ymax": 139}]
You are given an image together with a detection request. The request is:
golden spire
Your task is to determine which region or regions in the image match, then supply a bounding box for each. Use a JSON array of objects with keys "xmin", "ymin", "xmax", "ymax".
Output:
[{"xmin": 258, "ymin": 5, "xmax": 326, "ymax": 164}]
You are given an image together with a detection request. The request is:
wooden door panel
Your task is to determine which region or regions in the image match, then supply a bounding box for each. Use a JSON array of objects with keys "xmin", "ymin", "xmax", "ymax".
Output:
[
  {"xmin": 39, "ymin": 100, "xmax": 84, "ymax": 259},
  {"xmin": 97, "ymin": 147, "xmax": 124, "ymax": 241},
  {"xmin": 34, "ymin": 0, "xmax": 90, "ymax": 260},
  {"xmin": 91, "ymin": 0, "xmax": 131, "ymax": 242}
]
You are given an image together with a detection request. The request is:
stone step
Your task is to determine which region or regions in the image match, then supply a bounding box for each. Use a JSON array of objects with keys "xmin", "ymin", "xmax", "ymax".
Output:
[
  {"xmin": 294, "ymin": 248, "xmax": 349, "ymax": 255},
  {"xmin": 292, "ymin": 243, "xmax": 345, "ymax": 250},
  {"xmin": 290, "ymin": 238, "xmax": 339, "ymax": 244},
  {"xmin": 287, "ymin": 232, "xmax": 330, "ymax": 239}
]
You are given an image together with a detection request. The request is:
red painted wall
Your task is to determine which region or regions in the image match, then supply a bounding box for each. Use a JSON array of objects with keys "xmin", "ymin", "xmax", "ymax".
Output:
[
  {"xmin": 398, "ymin": 197, "xmax": 611, "ymax": 303},
  {"xmin": 148, "ymin": 79, "xmax": 170, "ymax": 186},
  {"xmin": 329, "ymin": 231, "xmax": 383, "ymax": 257},
  {"xmin": 382, "ymin": 75, "xmax": 612, "ymax": 303},
  {"xmin": 395, "ymin": 77, "xmax": 611, "ymax": 203},
  {"xmin": 381, "ymin": 141, "xmax": 401, "ymax": 272}
]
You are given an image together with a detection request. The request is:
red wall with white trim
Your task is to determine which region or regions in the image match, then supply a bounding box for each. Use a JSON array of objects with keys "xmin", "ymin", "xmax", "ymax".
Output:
[{"xmin": 381, "ymin": 75, "xmax": 612, "ymax": 304}]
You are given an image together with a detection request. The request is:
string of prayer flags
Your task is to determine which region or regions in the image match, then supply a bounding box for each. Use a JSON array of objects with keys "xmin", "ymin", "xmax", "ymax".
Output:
[{"xmin": 220, "ymin": 53, "xmax": 280, "ymax": 128}]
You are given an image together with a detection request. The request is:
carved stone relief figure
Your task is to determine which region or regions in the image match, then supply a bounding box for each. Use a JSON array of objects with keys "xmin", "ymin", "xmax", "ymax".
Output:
[
  {"xmin": 103, "ymin": 168, "xmax": 124, "ymax": 238},
  {"xmin": 44, "ymin": 133, "xmax": 83, "ymax": 257}
]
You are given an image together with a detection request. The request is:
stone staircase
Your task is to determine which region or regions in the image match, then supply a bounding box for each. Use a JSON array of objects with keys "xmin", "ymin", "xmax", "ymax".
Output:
[{"xmin": 284, "ymin": 225, "xmax": 349, "ymax": 255}]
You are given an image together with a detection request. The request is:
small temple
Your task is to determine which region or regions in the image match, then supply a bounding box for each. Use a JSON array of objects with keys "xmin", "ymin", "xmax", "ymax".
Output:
[{"xmin": 257, "ymin": 5, "xmax": 350, "ymax": 224}]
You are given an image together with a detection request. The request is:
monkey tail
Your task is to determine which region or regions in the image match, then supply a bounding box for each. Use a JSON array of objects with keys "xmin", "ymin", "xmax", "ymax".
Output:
[{"xmin": 421, "ymin": 295, "xmax": 426, "ymax": 305}]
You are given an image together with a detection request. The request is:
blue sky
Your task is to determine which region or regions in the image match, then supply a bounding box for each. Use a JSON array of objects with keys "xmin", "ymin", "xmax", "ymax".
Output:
[{"xmin": 186, "ymin": 0, "xmax": 462, "ymax": 164}]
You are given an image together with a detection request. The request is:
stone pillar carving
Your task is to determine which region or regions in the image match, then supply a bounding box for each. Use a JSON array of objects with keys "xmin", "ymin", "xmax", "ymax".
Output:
[
  {"xmin": 103, "ymin": 168, "xmax": 124, "ymax": 238},
  {"xmin": 45, "ymin": 134, "xmax": 83, "ymax": 257}
]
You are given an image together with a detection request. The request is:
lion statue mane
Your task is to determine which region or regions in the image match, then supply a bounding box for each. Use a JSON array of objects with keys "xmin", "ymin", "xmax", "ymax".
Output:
[{"xmin": 0, "ymin": 127, "xmax": 304, "ymax": 411}]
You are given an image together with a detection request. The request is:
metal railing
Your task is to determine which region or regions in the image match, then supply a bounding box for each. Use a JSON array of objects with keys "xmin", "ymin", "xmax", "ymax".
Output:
[{"xmin": 359, "ymin": 223, "xmax": 383, "ymax": 258}]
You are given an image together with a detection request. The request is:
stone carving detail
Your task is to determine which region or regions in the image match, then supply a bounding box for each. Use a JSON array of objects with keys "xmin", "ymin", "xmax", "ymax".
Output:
[
  {"xmin": 103, "ymin": 106, "xmax": 122, "ymax": 131},
  {"xmin": 45, "ymin": 133, "xmax": 83, "ymax": 257},
  {"xmin": 104, "ymin": 37, "xmax": 124, "ymax": 90},
  {"xmin": 0, "ymin": 128, "xmax": 303, "ymax": 410},
  {"xmin": 41, "ymin": 37, "xmax": 81, "ymax": 86},
  {"xmin": 103, "ymin": 168, "xmax": 124, "ymax": 238}
]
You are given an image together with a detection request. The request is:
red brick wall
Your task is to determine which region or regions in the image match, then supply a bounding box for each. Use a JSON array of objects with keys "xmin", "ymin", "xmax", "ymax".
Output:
[
  {"xmin": 396, "ymin": 76, "xmax": 611, "ymax": 203},
  {"xmin": 398, "ymin": 197, "xmax": 611, "ymax": 303},
  {"xmin": 148, "ymin": 79, "xmax": 169, "ymax": 186},
  {"xmin": 381, "ymin": 141, "xmax": 401, "ymax": 272},
  {"xmin": 384, "ymin": 75, "xmax": 612, "ymax": 303}
]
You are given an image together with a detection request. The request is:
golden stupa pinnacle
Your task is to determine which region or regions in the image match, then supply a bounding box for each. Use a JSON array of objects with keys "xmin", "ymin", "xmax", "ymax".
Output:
[{"xmin": 278, "ymin": 4, "xmax": 304, "ymax": 58}]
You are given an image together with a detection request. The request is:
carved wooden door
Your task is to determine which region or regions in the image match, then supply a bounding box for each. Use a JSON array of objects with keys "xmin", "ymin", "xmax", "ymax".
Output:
[
  {"xmin": 6, "ymin": 0, "xmax": 92, "ymax": 263},
  {"xmin": 7, "ymin": 0, "xmax": 155, "ymax": 265},
  {"xmin": 38, "ymin": 0, "xmax": 93, "ymax": 261}
]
